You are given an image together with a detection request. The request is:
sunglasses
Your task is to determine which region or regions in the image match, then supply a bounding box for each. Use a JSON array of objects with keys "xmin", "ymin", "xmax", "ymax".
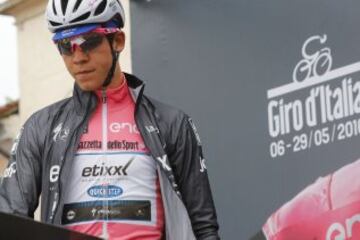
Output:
[{"xmin": 55, "ymin": 28, "xmax": 119, "ymax": 56}]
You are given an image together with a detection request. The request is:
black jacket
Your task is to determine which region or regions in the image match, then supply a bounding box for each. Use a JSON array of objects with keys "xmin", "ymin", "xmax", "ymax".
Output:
[{"xmin": 0, "ymin": 73, "xmax": 220, "ymax": 240}]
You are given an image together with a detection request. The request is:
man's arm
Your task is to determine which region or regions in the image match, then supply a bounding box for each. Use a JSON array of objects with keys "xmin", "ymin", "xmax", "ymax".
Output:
[
  {"xmin": 0, "ymin": 116, "xmax": 42, "ymax": 218},
  {"xmin": 170, "ymin": 115, "xmax": 220, "ymax": 240}
]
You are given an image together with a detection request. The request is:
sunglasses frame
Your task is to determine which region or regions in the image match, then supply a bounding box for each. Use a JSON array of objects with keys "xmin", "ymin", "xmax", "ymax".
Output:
[{"xmin": 55, "ymin": 27, "xmax": 120, "ymax": 56}]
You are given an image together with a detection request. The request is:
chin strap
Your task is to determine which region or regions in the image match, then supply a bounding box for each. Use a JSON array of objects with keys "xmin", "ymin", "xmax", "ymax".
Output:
[{"xmin": 102, "ymin": 36, "xmax": 120, "ymax": 88}]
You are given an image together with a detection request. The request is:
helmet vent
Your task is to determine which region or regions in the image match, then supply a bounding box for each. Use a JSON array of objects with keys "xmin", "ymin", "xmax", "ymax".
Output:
[
  {"xmin": 70, "ymin": 11, "xmax": 91, "ymax": 23},
  {"xmin": 61, "ymin": 0, "xmax": 69, "ymax": 16},
  {"xmin": 49, "ymin": 21, "xmax": 62, "ymax": 27},
  {"xmin": 73, "ymin": 0, "xmax": 82, "ymax": 13},
  {"xmin": 52, "ymin": 0, "xmax": 58, "ymax": 15},
  {"xmin": 94, "ymin": 0, "xmax": 107, "ymax": 16}
]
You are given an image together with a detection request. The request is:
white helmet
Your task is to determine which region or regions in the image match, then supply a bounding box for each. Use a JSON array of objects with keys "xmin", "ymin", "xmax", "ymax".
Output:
[{"xmin": 46, "ymin": 0, "xmax": 125, "ymax": 33}]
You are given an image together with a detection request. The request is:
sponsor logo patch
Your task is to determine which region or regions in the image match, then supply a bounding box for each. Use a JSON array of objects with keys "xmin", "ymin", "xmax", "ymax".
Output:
[
  {"xmin": 53, "ymin": 123, "xmax": 70, "ymax": 142},
  {"xmin": 157, "ymin": 155, "xmax": 171, "ymax": 171},
  {"xmin": 3, "ymin": 162, "xmax": 16, "ymax": 178},
  {"xmin": 66, "ymin": 210, "xmax": 76, "ymax": 220},
  {"xmin": 200, "ymin": 156, "xmax": 207, "ymax": 173},
  {"xmin": 11, "ymin": 127, "xmax": 23, "ymax": 155},
  {"xmin": 82, "ymin": 159, "xmax": 133, "ymax": 177},
  {"xmin": 145, "ymin": 125, "xmax": 160, "ymax": 134},
  {"xmin": 188, "ymin": 118, "xmax": 202, "ymax": 146},
  {"xmin": 50, "ymin": 165, "xmax": 60, "ymax": 183},
  {"xmin": 326, "ymin": 213, "xmax": 360, "ymax": 240},
  {"xmin": 87, "ymin": 185, "xmax": 123, "ymax": 198},
  {"xmin": 109, "ymin": 122, "xmax": 140, "ymax": 134}
]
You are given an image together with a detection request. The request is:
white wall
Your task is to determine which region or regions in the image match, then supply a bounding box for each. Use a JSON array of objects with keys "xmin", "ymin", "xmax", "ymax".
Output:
[
  {"xmin": 9, "ymin": 0, "xmax": 132, "ymax": 123},
  {"xmin": 0, "ymin": 114, "xmax": 20, "ymax": 140}
]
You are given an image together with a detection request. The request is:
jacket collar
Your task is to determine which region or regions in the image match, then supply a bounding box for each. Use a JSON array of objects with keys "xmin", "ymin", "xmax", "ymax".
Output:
[{"xmin": 72, "ymin": 72, "xmax": 145, "ymax": 115}]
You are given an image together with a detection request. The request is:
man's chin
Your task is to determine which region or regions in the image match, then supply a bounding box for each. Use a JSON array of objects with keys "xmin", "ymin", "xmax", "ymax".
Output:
[{"xmin": 77, "ymin": 82, "xmax": 101, "ymax": 92}]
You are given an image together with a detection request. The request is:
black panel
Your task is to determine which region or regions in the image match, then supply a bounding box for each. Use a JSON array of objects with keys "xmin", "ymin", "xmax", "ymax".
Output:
[
  {"xmin": 0, "ymin": 212, "xmax": 101, "ymax": 240},
  {"xmin": 61, "ymin": 0, "xmax": 69, "ymax": 16},
  {"xmin": 94, "ymin": 0, "xmax": 107, "ymax": 16},
  {"xmin": 73, "ymin": 0, "xmax": 82, "ymax": 13},
  {"xmin": 52, "ymin": 0, "xmax": 57, "ymax": 15},
  {"xmin": 70, "ymin": 12, "xmax": 91, "ymax": 23},
  {"xmin": 49, "ymin": 20, "xmax": 62, "ymax": 27}
]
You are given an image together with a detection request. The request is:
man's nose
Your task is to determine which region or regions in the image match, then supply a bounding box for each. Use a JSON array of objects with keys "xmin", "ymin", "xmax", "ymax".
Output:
[{"xmin": 72, "ymin": 45, "xmax": 88, "ymax": 63}]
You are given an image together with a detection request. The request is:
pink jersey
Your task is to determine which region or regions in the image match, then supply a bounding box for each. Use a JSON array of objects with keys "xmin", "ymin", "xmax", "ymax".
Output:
[
  {"xmin": 62, "ymin": 75, "xmax": 165, "ymax": 239},
  {"xmin": 263, "ymin": 159, "xmax": 360, "ymax": 240}
]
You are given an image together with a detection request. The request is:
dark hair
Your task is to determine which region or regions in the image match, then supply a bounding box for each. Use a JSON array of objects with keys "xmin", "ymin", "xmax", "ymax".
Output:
[{"xmin": 105, "ymin": 32, "xmax": 116, "ymax": 44}]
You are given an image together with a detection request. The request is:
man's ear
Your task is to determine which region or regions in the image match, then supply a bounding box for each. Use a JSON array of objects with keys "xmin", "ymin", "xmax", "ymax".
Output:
[{"xmin": 113, "ymin": 31, "xmax": 125, "ymax": 53}]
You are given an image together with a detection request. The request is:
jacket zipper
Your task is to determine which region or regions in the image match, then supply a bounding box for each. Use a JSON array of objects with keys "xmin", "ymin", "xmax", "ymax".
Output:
[
  {"xmin": 101, "ymin": 88, "xmax": 109, "ymax": 240},
  {"xmin": 51, "ymin": 84, "xmax": 147, "ymax": 225}
]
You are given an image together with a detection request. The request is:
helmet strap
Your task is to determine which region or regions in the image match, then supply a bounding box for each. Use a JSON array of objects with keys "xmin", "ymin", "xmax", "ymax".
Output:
[{"xmin": 102, "ymin": 36, "xmax": 120, "ymax": 88}]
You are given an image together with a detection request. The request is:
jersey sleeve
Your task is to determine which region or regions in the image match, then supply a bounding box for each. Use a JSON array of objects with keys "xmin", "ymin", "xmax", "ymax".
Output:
[
  {"xmin": 0, "ymin": 116, "xmax": 42, "ymax": 218},
  {"xmin": 170, "ymin": 114, "xmax": 220, "ymax": 240}
]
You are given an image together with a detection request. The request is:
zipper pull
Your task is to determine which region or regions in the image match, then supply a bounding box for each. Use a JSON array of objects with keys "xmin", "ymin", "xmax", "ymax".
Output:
[{"xmin": 102, "ymin": 88, "xmax": 107, "ymax": 104}]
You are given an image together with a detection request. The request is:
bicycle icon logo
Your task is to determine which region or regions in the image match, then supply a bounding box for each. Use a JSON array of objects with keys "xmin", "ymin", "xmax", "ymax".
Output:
[{"xmin": 293, "ymin": 34, "xmax": 333, "ymax": 83}]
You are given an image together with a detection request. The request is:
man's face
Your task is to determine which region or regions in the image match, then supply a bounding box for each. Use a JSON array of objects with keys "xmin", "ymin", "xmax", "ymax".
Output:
[{"xmin": 59, "ymin": 31, "xmax": 125, "ymax": 91}]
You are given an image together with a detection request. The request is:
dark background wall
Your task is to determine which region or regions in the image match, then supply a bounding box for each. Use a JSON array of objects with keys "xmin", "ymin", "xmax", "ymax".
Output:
[{"xmin": 130, "ymin": 0, "xmax": 360, "ymax": 239}]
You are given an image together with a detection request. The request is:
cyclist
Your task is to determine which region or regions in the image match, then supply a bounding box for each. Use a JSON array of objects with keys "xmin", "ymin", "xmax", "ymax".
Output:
[
  {"xmin": 0, "ymin": 0, "xmax": 220, "ymax": 239},
  {"xmin": 262, "ymin": 159, "xmax": 360, "ymax": 239}
]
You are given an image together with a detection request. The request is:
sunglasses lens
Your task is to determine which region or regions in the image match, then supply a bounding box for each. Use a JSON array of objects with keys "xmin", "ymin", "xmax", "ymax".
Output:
[
  {"xmin": 80, "ymin": 33, "xmax": 104, "ymax": 53},
  {"xmin": 56, "ymin": 33, "xmax": 104, "ymax": 56},
  {"xmin": 57, "ymin": 40, "xmax": 72, "ymax": 56}
]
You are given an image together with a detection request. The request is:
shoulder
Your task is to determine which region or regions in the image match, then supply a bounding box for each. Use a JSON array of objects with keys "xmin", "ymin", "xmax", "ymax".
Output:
[
  {"xmin": 263, "ymin": 159, "xmax": 360, "ymax": 238},
  {"xmin": 263, "ymin": 175, "xmax": 331, "ymax": 238},
  {"xmin": 28, "ymin": 97, "xmax": 72, "ymax": 123},
  {"xmin": 143, "ymin": 95, "xmax": 189, "ymax": 130},
  {"xmin": 127, "ymin": 72, "xmax": 189, "ymax": 125},
  {"xmin": 16, "ymin": 98, "xmax": 72, "ymax": 152},
  {"xmin": 23, "ymin": 97, "xmax": 73, "ymax": 140},
  {"xmin": 330, "ymin": 158, "xmax": 360, "ymax": 208},
  {"xmin": 142, "ymin": 95, "xmax": 197, "ymax": 152}
]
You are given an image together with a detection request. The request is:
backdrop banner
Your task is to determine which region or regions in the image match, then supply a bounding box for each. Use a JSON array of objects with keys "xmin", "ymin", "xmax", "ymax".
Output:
[{"xmin": 130, "ymin": 0, "xmax": 360, "ymax": 239}]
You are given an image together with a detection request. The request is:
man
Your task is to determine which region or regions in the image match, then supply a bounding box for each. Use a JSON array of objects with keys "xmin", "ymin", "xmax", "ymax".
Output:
[
  {"xmin": 262, "ymin": 158, "xmax": 360, "ymax": 240},
  {"xmin": 0, "ymin": 0, "xmax": 220, "ymax": 239}
]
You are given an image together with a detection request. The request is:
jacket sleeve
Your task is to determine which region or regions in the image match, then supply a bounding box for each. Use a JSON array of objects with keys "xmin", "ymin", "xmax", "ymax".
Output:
[
  {"xmin": 169, "ymin": 114, "xmax": 220, "ymax": 240},
  {"xmin": 0, "ymin": 116, "xmax": 42, "ymax": 218}
]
